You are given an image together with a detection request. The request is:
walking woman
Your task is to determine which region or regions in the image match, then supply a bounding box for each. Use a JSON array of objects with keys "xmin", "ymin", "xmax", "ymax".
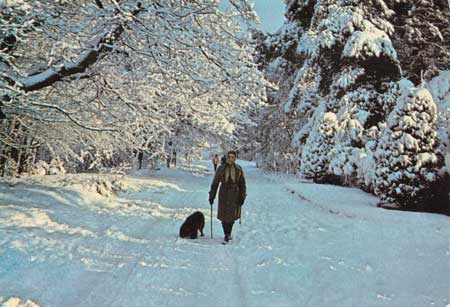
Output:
[{"xmin": 208, "ymin": 151, "xmax": 246, "ymax": 242}]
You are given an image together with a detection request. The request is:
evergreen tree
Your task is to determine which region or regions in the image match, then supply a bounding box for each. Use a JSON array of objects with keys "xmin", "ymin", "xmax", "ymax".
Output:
[
  {"xmin": 374, "ymin": 87, "xmax": 441, "ymax": 209},
  {"xmin": 388, "ymin": 0, "xmax": 450, "ymax": 83},
  {"xmin": 300, "ymin": 110, "xmax": 338, "ymax": 182},
  {"xmin": 328, "ymin": 105, "xmax": 364, "ymax": 185},
  {"xmin": 251, "ymin": 0, "xmax": 450, "ymax": 211}
]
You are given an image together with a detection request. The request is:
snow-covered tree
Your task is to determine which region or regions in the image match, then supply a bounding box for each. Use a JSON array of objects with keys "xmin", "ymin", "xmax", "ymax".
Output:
[
  {"xmin": 252, "ymin": 105, "xmax": 298, "ymax": 172},
  {"xmin": 251, "ymin": 0, "xmax": 450, "ymax": 211},
  {"xmin": 374, "ymin": 87, "xmax": 441, "ymax": 209},
  {"xmin": 253, "ymin": 0, "xmax": 402, "ymax": 170},
  {"xmin": 356, "ymin": 125, "xmax": 381, "ymax": 192},
  {"xmin": 389, "ymin": 0, "xmax": 450, "ymax": 83},
  {"xmin": 300, "ymin": 110, "xmax": 338, "ymax": 182},
  {"xmin": 0, "ymin": 0, "xmax": 267, "ymax": 174},
  {"xmin": 328, "ymin": 105, "xmax": 364, "ymax": 185},
  {"xmin": 427, "ymin": 70, "xmax": 450, "ymax": 173}
]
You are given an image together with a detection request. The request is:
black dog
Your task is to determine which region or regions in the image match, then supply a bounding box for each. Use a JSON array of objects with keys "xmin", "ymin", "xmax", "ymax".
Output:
[{"xmin": 179, "ymin": 211, "xmax": 205, "ymax": 239}]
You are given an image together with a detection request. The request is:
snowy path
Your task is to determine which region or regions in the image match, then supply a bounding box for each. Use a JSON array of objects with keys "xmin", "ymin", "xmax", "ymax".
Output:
[{"xmin": 0, "ymin": 160, "xmax": 449, "ymax": 307}]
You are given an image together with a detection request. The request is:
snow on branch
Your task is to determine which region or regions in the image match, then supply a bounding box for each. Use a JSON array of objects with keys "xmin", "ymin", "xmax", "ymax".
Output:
[
  {"xmin": 342, "ymin": 29, "xmax": 397, "ymax": 61},
  {"xmin": 17, "ymin": 3, "xmax": 143, "ymax": 93}
]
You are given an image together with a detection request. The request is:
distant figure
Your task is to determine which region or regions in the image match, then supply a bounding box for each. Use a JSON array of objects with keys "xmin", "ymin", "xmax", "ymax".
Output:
[
  {"xmin": 137, "ymin": 150, "xmax": 143, "ymax": 170},
  {"xmin": 212, "ymin": 154, "xmax": 219, "ymax": 171},
  {"xmin": 133, "ymin": 149, "xmax": 144, "ymax": 169},
  {"xmin": 220, "ymin": 155, "xmax": 226, "ymax": 165},
  {"xmin": 172, "ymin": 150, "xmax": 177, "ymax": 167},
  {"xmin": 166, "ymin": 150, "xmax": 177, "ymax": 168}
]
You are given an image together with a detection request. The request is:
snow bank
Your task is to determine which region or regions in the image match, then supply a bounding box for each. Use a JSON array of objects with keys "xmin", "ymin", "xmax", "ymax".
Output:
[
  {"xmin": 0, "ymin": 207, "xmax": 95, "ymax": 237},
  {"xmin": 3, "ymin": 172, "xmax": 128, "ymax": 199},
  {"xmin": 62, "ymin": 175, "xmax": 128, "ymax": 198},
  {"xmin": 0, "ymin": 297, "xmax": 39, "ymax": 307},
  {"xmin": 28, "ymin": 159, "xmax": 66, "ymax": 176}
]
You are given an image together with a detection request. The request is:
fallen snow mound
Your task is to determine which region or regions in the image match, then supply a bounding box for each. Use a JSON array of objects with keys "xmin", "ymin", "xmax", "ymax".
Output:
[{"xmin": 1, "ymin": 297, "xmax": 40, "ymax": 307}]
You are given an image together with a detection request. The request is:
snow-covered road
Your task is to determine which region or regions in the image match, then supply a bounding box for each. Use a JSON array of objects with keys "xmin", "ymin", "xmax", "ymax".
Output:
[{"xmin": 0, "ymin": 160, "xmax": 449, "ymax": 307}]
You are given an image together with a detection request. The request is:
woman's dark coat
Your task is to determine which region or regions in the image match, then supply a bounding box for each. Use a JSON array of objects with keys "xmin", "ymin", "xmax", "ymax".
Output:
[{"xmin": 209, "ymin": 163, "xmax": 246, "ymax": 222}]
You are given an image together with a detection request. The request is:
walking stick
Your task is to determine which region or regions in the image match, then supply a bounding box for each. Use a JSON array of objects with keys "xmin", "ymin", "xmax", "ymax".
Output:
[
  {"xmin": 238, "ymin": 206, "xmax": 242, "ymax": 225},
  {"xmin": 210, "ymin": 204, "xmax": 213, "ymax": 238}
]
